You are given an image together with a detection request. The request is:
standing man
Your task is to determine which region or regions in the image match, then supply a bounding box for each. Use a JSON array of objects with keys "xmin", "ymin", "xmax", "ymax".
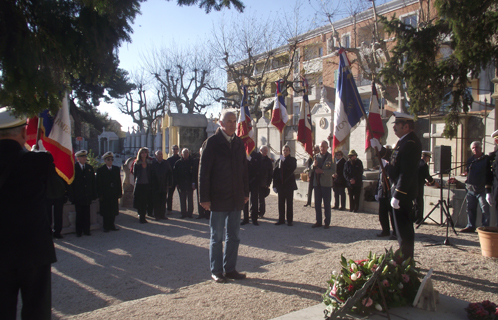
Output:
[
  {"xmin": 174, "ymin": 148, "xmax": 196, "ymax": 219},
  {"xmin": 166, "ymin": 145, "xmax": 181, "ymax": 215},
  {"xmin": 241, "ymin": 150, "xmax": 262, "ymax": 226},
  {"xmin": 371, "ymin": 112, "xmax": 422, "ymax": 260},
  {"xmin": 486, "ymin": 130, "xmax": 498, "ymax": 226},
  {"xmin": 199, "ymin": 111, "xmax": 249, "ymax": 283},
  {"xmin": 96, "ymin": 151, "xmax": 122, "ymax": 232},
  {"xmin": 461, "ymin": 141, "xmax": 492, "ymax": 232},
  {"xmin": 311, "ymin": 140, "xmax": 335, "ymax": 229},
  {"xmin": 415, "ymin": 151, "xmax": 439, "ymax": 224},
  {"xmin": 332, "ymin": 150, "xmax": 347, "ymax": 210},
  {"xmin": 344, "ymin": 150, "xmax": 363, "ymax": 213},
  {"xmin": 150, "ymin": 150, "xmax": 173, "ymax": 221},
  {"xmin": 0, "ymin": 108, "xmax": 58, "ymax": 319},
  {"xmin": 46, "ymin": 175, "xmax": 68, "ymax": 239},
  {"xmin": 304, "ymin": 145, "xmax": 320, "ymax": 207},
  {"xmin": 70, "ymin": 150, "xmax": 97, "ymax": 237},
  {"xmin": 258, "ymin": 145, "xmax": 273, "ymax": 218},
  {"xmin": 376, "ymin": 146, "xmax": 396, "ymax": 238},
  {"xmin": 272, "ymin": 145, "xmax": 298, "ymax": 226},
  {"xmin": 194, "ymin": 148, "xmax": 210, "ymax": 219}
]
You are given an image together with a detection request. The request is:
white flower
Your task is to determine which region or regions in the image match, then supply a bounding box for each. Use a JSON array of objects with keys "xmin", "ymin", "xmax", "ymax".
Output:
[
  {"xmin": 375, "ymin": 303, "xmax": 383, "ymax": 311},
  {"xmin": 351, "ymin": 273, "xmax": 358, "ymax": 281},
  {"xmin": 398, "ymin": 283, "xmax": 404, "ymax": 289},
  {"xmin": 332, "ymin": 270, "xmax": 337, "ymax": 276},
  {"xmin": 351, "ymin": 263, "xmax": 358, "ymax": 272}
]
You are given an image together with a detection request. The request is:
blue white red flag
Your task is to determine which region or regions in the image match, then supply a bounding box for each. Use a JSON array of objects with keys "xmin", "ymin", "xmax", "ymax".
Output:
[
  {"xmin": 297, "ymin": 78, "xmax": 313, "ymax": 157},
  {"xmin": 26, "ymin": 93, "xmax": 75, "ymax": 184},
  {"xmin": 271, "ymin": 80, "xmax": 289, "ymax": 134},
  {"xmin": 365, "ymin": 81, "xmax": 385, "ymax": 151},
  {"xmin": 332, "ymin": 48, "xmax": 366, "ymax": 152},
  {"xmin": 236, "ymin": 86, "xmax": 255, "ymax": 155}
]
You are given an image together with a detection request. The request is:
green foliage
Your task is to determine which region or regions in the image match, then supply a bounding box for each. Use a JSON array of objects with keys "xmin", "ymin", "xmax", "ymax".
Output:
[
  {"xmin": 174, "ymin": 0, "xmax": 244, "ymax": 13},
  {"xmin": 86, "ymin": 149, "xmax": 102, "ymax": 172}
]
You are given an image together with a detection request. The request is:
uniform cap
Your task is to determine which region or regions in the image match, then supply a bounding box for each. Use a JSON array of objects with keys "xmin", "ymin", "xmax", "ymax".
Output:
[
  {"xmin": 348, "ymin": 149, "xmax": 358, "ymax": 156},
  {"xmin": 491, "ymin": 129, "xmax": 498, "ymax": 139},
  {"xmin": 422, "ymin": 150, "xmax": 432, "ymax": 157},
  {"xmin": 102, "ymin": 151, "xmax": 114, "ymax": 160},
  {"xmin": 75, "ymin": 150, "xmax": 88, "ymax": 157},
  {"xmin": 0, "ymin": 107, "xmax": 27, "ymax": 130},
  {"xmin": 393, "ymin": 112, "xmax": 415, "ymax": 122}
]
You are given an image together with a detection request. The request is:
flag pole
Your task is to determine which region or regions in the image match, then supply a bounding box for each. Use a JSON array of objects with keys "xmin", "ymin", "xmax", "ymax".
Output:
[{"xmin": 34, "ymin": 115, "xmax": 43, "ymax": 151}]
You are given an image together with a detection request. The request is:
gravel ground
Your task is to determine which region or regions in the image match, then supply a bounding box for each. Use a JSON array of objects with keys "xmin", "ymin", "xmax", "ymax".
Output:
[{"xmin": 48, "ymin": 192, "xmax": 498, "ymax": 320}]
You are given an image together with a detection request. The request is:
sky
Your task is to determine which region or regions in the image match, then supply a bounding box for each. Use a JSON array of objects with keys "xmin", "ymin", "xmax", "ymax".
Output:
[{"xmin": 97, "ymin": 0, "xmax": 322, "ymax": 131}]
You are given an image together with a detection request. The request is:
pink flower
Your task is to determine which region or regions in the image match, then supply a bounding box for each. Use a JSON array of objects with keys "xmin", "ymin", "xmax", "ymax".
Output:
[
  {"xmin": 362, "ymin": 297, "xmax": 373, "ymax": 307},
  {"xmin": 382, "ymin": 279, "xmax": 389, "ymax": 287},
  {"xmin": 356, "ymin": 271, "xmax": 363, "ymax": 279},
  {"xmin": 402, "ymin": 274, "xmax": 410, "ymax": 283}
]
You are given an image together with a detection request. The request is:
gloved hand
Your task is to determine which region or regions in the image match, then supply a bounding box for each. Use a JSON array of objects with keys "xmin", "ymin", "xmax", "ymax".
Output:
[
  {"xmin": 31, "ymin": 140, "xmax": 47, "ymax": 152},
  {"xmin": 280, "ymin": 155, "xmax": 285, "ymax": 162},
  {"xmin": 381, "ymin": 159, "xmax": 389, "ymax": 167},
  {"xmin": 273, "ymin": 187, "xmax": 278, "ymax": 193},
  {"xmin": 370, "ymin": 138, "xmax": 382, "ymax": 152},
  {"xmin": 390, "ymin": 197, "xmax": 400, "ymax": 209},
  {"xmin": 486, "ymin": 193, "xmax": 493, "ymax": 205},
  {"xmin": 375, "ymin": 195, "xmax": 379, "ymax": 202}
]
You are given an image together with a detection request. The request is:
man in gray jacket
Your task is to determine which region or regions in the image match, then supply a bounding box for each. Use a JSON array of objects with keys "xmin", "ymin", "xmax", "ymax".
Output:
[{"xmin": 311, "ymin": 140, "xmax": 335, "ymax": 229}]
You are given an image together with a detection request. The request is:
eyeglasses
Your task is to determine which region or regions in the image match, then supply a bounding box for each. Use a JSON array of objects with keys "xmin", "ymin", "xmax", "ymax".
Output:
[{"xmin": 105, "ymin": 158, "xmax": 114, "ymax": 161}]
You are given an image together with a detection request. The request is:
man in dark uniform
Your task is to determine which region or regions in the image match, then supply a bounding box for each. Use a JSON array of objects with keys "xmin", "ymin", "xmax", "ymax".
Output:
[
  {"xmin": 166, "ymin": 145, "xmax": 181, "ymax": 215},
  {"xmin": 241, "ymin": 149, "xmax": 262, "ymax": 226},
  {"xmin": 272, "ymin": 145, "xmax": 298, "ymax": 226},
  {"xmin": 376, "ymin": 146, "xmax": 396, "ymax": 238},
  {"xmin": 415, "ymin": 151, "xmax": 438, "ymax": 224},
  {"xmin": 174, "ymin": 148, "xmax": 196, "ymax": 219},
  {"xmin": 371, "ymin": 112, "xmax": 422, "ymax": 260},
  {"xmin": 70, "ymin": 150, "xmax": 97, "ymax": 237},
  {"xmin": 0, "ymin": 108, "xmax": 58, "ymax": 320},
  {"xmin": 150, "ymin": 150, "xmax": 173, "ymax": 220},
  {"xmin": 96, "ymin": 151, "xmax": 122, "ymax": 232},
  {"xmin": 46, "ymin": 175, "xmax": 68, "ymax": 239},
  {"xmin": 332, "ymin": 150, "xmax": 347, "ymax": 210}
]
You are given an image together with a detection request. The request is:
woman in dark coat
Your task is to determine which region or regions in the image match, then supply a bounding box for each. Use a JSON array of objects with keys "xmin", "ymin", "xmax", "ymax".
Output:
[
  {"xmin": 96, "ymin": 151, "xmax": 122, "ymax": 232},
  {"xmin": 133, "ymin": 147, "xmax": 153, "ymax": 223},
  {"xmin": 272, "ymin": 145, "xmax": 298, "ymax": 226}
]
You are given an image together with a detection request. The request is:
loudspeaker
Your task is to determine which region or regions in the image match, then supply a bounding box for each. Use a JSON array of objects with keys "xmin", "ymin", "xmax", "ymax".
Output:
[{"xmin": 434, "ymin": 145, "xmax": 451, "ymax": 174}]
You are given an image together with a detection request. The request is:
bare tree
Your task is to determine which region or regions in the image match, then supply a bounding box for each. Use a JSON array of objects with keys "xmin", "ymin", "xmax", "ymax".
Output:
[
  {"xmin": 116, "ymin": 72, "xmax": 168, "ymax": 134},
  {"xmin": 141, "ymin": 41, "xmax": 217, "ymax": 114}
]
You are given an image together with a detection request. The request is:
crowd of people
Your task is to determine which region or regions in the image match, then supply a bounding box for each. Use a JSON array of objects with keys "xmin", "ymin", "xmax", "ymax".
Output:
[{"xmin": 4, "ymin": 106, "xmax": 498, "ymax": 318}]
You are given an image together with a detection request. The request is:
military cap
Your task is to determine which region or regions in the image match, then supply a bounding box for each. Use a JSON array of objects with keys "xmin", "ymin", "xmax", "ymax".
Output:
[
  {"xmin": 75, "ymin": 150, "xmax": 88, "ymax": 157},
  {"xmin": 0, "ymin": 107, "xmax": 27, "ymax": 130},
  {"xmin": 422, "ymin": 150, "xmax": 432, "ymax": 157},
  {"xmin": 491, "ymin": 129, "xmax": 498, "ymax": 139},
  {"xmin": 348, "ymin": 149, "xmax": 358, "ymax": 156},
  {"xmin": 102, "ymin": 151, "xmax": 114, "ymax": 160},
  {"xmin": 392, "ymin": 112, "xmax": 415, "ymax": 122}
]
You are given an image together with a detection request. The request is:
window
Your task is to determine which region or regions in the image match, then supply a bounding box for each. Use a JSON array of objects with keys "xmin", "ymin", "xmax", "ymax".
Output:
[
  {"xmin": 342, "ymin": 34, "xmax": 350, "ymax": 48},
  {"xmin": 402, "ymin": 14, "xmax": 417, "ymax": 28},
  {"xmin": 319, "ymin": 47, "xmax": 323, "ymax": 57}
]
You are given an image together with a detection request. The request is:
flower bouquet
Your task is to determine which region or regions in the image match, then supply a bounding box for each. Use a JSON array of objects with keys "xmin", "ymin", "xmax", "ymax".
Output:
[
  {"xmin": 323, "ymin": 248, "xmax": 421, "ymax": 317},
  {"xmin": 466, "ymin": 300, "xmax": 498, "ymax": 320}
]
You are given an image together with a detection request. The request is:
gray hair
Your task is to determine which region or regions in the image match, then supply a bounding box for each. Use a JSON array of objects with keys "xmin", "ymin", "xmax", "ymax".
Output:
[
  {"xmin": 0, "ymin": 126, "xmax": 24, "ymax": 138},
  {"xmin": 181, "ymin": 148, "xmax": 189, "ymax": 155},
  {"xmin": 259, "ymin": 145, "xmax": 268, "ymax": 152},
  {"xmin": 220, "ymin": 110, "xmax": 236, "ymax": 123},
  {"xmin": 155, "ymin": 150, "xmax": 162, "ymax": 156},
  {"xmin": 470, "ymin": 141, "xmax": 482, "ymax": 149}
]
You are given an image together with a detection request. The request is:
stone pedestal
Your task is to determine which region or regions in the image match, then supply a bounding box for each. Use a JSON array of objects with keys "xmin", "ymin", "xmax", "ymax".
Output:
[{"xmin": 60, "ymin": 200, "xmax": 101, "ymax": 235}]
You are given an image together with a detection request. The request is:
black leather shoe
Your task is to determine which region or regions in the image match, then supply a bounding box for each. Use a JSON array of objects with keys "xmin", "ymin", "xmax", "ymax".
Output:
[
  {"xmin": 287, "ymin": 222, "xmax": 293, "ymax": 226},
  {"xmin": 252, "ymin": 221, "xmax": 259, "ymax": 226},
  {"xmin": 377, "ymin": 231, "xmax": 390, "ymax": 237},
  {"xmin": 196, "ymin": 216, "xmax": 205, "ymax": 219},
  {"xmin": 460, "ymin": 227, "xmax": 476, "ymax": 233},
  {"xmin": 274, "ymin": 221, "xmax": 285, "ymax": 225},
  {"xmin": 84, "ymin": 232, "xmax": 91, "ymax": 236},
  {"xmin": 110, "ymin": 227, "xmax": 119, "ymax": 231},
  {"xmin": 53, "ymin": 233, "xmax": 63, "ymax": 239},
  {"xmin": 240, "ymin": 220, "xmax": 249, "ymax": 225},
  {"xmin": 332, "ymin": 206, "xmax": 339, "ymax": 209},
  {"xmin": 340, "ymin": 207, "xmax": 346, "ymax": 211},
  {"xmin": 304, "ymin": 204, "xmax": 310, "ymax": 207},
  {"xmin": 225, "ymin": 270, "xmax": 246, "ymax": 280},
  {"xmin": 324, "ymin": 225, "xmax": 330, "ymax": 229},
  {"xmin": 211, "ymin": 273, "xmax": 227, "ymax": 283},
  {"xmin": 389, "ymin": 234, "xmax": 398, "ymax": 240},
  {"xmin": 311, "ymin": 223, "xmax": 322, "ymax": 228},
  {"xmin": 76, "ymin": 233, "xmax": 82, "ymax": 238}
]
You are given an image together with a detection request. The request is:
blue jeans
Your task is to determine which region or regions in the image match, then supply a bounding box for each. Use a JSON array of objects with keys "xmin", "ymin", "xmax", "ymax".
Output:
[
  {"xmin": 209, "ymin": 210, "xmax": 241, "ymax": 274},
  {"xmin": 466, "ymin": 190, "xmax": 490, "ymax": 228},
  {"xmin": 315, "ymin": 186, "xmax": 332, "ymax": 226}
]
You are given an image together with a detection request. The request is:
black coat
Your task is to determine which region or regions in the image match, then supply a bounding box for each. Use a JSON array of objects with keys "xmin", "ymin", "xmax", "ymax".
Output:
[
  {"xmin": 96, "ymin": 165, "xmax": 122, "ymax": 217},
  {"xmin": 272, "ymin": 155, "xmax": 298, "ymax": 192},
  {"xmin": 333, "ymin": 158, "xmax": 347, "ymax": 188},
  {"xmin": 199, "ymin": 128, "xmax": 249, "ymax": 212},
  {"xmin": 70, "ymin": 162, "xmax": 97, "ymax": 206},
  {"xmin": 151, "ymin": 159, "xmax": 173, "ymax": 193},
  {"xmin": 166, "ymin": 154, "xmax": 181, "ymax": 186},
  {"xmin": 388, "ymin": 131, "xmax": 422, "ymax": 201},
  {"xmin": 248, "ymin": 151, "xmax": 262, "ymax": 187},
  {"xmin": 174, "ymin": 156, "xmax": 196, "ymax": 190},
  {"xmin": 344, "ymin": 158, "xmax": 363, "ymax": 187},
  {"xmin": 0, "ymin": 139, "xmax": 57, "ymax": 271},
  {"xmin": 260, "ymin": 154, "xmax": 274, "ymax": 188}
]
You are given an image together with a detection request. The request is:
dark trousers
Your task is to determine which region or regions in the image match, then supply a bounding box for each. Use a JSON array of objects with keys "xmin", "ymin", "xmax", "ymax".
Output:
[
  {"xmin": 46, "ymin": 197, "xmax": 65, "ymax": 236},
  {"xmin": 348, "ymin": 184, "xmax": 362, "ymax": 212},
  {"xmin": 243, "ymin": 185, "xmax": 260, "ymax": 222},
  {"xmin": 415, "ymin": 193, "xmax": 424, "ymax": 222},
  {"xmin": 333, "ymin": 186, "xmax": 346, "ymax": 209},
  {"xmin": 379, "ymin": 197, "xmax": 396, "ymax": 235},
  {"xmin": 134, "ymin": 183, "xmax": 150, "ymax": 222},
  {"xmin": 257, "ymin": 187, "xmax": 267, "ymax": 217},
  {"xmin": 0, "ymin": 264, "xmax": 52, "ymax": 320},
  {"xmin": 100, "ymin": 198, "xmax": 118, "ymax": 230},
  {"xmin": 277, "ymin": 189, "xmax": 294, "ymax": 223},
  {"xmin": 306, "ymin": 174, "xmax": 315, "ymax": 205},
  {"xmin": 154, "ymin": 192, "xmax": 167, "ymax": 219},
  {"xmin": 167, "ymin": 186, "xmax": 178, "ymax": 212},
  {"xmin": 75, "ymin": 204, "xmax": 91, "ymax": 235},
  {"xmin": 393, "ymin": 200, "xmax": 415, "ymax": 260},
  {"xmin": 315, "ymin": 186, "xmax": 332, "ymax": 226},
  {"xmin": 179, "ymin": 187, "xmax": 194, "ymax": 217}
]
